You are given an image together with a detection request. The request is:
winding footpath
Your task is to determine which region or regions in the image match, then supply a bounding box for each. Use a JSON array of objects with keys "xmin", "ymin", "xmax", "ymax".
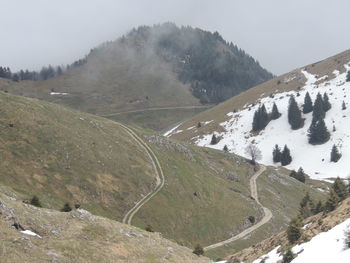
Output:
[
  {"xmin": 204, "ymin": 166, "xmax": 272, "ymax": 251},
  {"xmin": 118, "ymin": 123, "xmax": 165, "ymax": 225},
  {"xmin": 116, "ymin": 122, "xmax": 272, "ymax": 248}
]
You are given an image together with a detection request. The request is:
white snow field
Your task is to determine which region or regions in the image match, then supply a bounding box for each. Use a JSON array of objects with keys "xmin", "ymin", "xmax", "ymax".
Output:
[
  {"xmin": 177, "ymin": 64, "xmax": 350, "ymax": 180},
  {"xmin": 251, "ymin": 218, "xmax": 350, "ymax": 263}
]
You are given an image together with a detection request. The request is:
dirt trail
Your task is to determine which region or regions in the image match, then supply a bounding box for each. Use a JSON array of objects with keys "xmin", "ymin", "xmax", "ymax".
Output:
[
  {"xmin": 101, "ymin": 105, "xmax": 211, "ymax": 117},
  {"xmin": 204, "ymin": 166, "xmax": 272, "ymax": 251},
  {"xmin": 119, "ymin": 123, "xmax": 165, "ymax": 225}
]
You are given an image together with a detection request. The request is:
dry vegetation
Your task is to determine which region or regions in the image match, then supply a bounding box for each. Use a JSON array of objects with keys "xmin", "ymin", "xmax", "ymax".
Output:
[{"xmin": 0, "ymin": 187, "xmax": 211, "ymax": 263}]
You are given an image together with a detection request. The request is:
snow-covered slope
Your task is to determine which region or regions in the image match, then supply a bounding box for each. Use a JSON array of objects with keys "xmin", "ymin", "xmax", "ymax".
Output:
[
  {"xmin": 171, "ymin": 63, "xmax": 350, "ymax": 180},
  {"xmin": 251, "ymin": 218, "xmax": 350, "ymax": 263}
]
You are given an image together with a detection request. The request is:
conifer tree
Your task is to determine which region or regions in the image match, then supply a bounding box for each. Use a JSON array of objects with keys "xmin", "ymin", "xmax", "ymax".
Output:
[
  {"xmin": 332, "ymin": 177, "xmax": 348, "ymax": 200},
  {"xmin": 252, "ymin": 111, "xmax": 259, "ymax": 131},
  {"xmin": 287, "ymin": 215, "xmax": 303, "ymax": 243},
  {"xmin": 308, "ymin": 119, "xmax": 330, "ymax": 144},
  {"xmin": 271, "ymin": 102, "xmax": 281, "ymax": 120},
  {"xmin": 281, "ymin": 145, "xmax": 292, "ymax": 166},
  {"xmin": 289, "ymin": 167, "xmax": 306, "ymax": 183},
  {"xmin": 322, "ymin": 92, "xmax": 331, "ymax": 112},
  {"xmin": 252, "ymin": 104, "xmax": 270, "ymax": 131},
  {"xmin": 282, "ymin": 249, "xmax": 295, "ymax": 263},
  {"xmin": 347, "ymin": 71, "xmax": 350, "ymax": 82},
  {"xmin": 272, "ymin": 144, "xmax": 282, "ymax": 163},
  {"xmin": 12, "ymin": 73, "xmax": 19, "ymax": 82},
  {"xmin": 223, "ymin": 145, "xmax": 228, "ymax": 152},
  {"xmin": 210, "ymin": 134, "xmax": 218, "ymax": 145},
  {"xmin": 330, "ymin": 145, "xmax": 341, "ymax": 162},
  {"xmin": 342, "ymin": 101, "xmax": 346, "ymax": 110},
  {"xmin": 303, "ymin": 92, "xmax": 313, "ymax": 114},
  {"xmin": 288, "ymin": 95, "xmax": 303, "ymax": 129},
  {"xmin": 259, "ymin": 104, "xmax": 269, "ymax": 129},
  {"xmin": 312, "ymin": 200, "xmax": 323, "ymax": 214},
  {"xmin": 299, "ymin": 192, "xmax": 314, "ymax": 218},
  {"xmin": 324, "ymin": 189, "xmax": 340, "ymax": 212},
  {"xmin": 312, "ymin": 93, "xmax": 325, "ymax": 122}
]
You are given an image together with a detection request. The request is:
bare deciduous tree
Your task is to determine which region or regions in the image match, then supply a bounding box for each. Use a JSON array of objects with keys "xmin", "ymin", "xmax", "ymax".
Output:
[{"xmin": 245, "ymin": 144, "xmax": 262, "ymax": 165}]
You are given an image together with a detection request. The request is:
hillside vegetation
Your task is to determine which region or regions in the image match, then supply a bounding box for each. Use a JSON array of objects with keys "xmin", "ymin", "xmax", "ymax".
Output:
[
  {"xmin": 0, "ymin": 23, "xmax": 272, "ymax": 130},
  {"xmin": 0, "ymin": 186, "xmax": 210, "ymax": 263},
  {"xmin": 228, "ymin": 196, "xmax": 350, "ymax": 263},
  {"xmin": 0, "ymin": 91, "xmax": 327, "ymax": 259}
]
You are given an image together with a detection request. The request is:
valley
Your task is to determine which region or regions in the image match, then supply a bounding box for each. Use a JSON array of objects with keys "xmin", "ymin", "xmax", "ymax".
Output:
[{"xmin": 1, "ymin": 12, "xmax": 350, "ymax": 262}]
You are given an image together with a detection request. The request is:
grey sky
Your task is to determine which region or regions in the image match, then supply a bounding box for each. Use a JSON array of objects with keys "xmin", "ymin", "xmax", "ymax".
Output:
[{"xmin": 1, "ymin": 0, "xmax": 349, "ymax": 75}]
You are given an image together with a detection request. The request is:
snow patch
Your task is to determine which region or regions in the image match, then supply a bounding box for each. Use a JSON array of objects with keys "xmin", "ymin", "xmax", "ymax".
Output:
[
  {"xmin": 246, "ymin": 218, "xmax": 350, "ymax": 263},
  {"xmin": 291, "ymin": 218, "xmax": 350, "ymax": 263},
  {"xmin": 163, "ymin": 124, "xmax": 181, "ymax": 137},
  {"xmin": 252, "ymin": 246, "xmax": 282, "ymax": 263},
  {"xmin": 194, "ymin": 63, "xmax": 350, "ymax": 180},
  {"xmin": 21, "ymin": 230, "xmax": 42, "ymax": 238},
  {"xmin": 50, "ymin": 92, "xmax": 69, "ymax": 95}
]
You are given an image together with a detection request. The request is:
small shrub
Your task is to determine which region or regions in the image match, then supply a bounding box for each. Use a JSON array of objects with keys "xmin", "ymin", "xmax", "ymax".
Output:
[
  {"xmin": 248, "ymin": 216, "xmax": 255, "ymax": 224},
  {"xmin": 30, "ymin": 195, "xmax": 42, "ymax": 207},
  {"xmin": 61, "ymin": 203, "xmax": 72, "ymax": 212},
  {"xmin": 193, "ymin": 244, "xmax": 204, "ymax": 256},
  {"xmin": 145, "ymin": 224, "xmax": 154, "ymax": 232}
]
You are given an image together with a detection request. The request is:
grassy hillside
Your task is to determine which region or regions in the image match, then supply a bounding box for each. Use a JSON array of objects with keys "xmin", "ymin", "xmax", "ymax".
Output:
[
  {"xmin": 0, "ymin": 91, "xmax": 157, "ymax": 220},
  {"xmin": 0, "ymin": 186, "xmax": 211, "ymax": 263},
  {"xmin": 170, "ymin": 49, "xmax": 350, "ymax": 141},
  {"xmin": 0, "ymin": 91, "xmax": 327, "ymax": 259},
  {"xmin": 202, "ymin": 166, "xmax": 327, "ymax": 260},
  {"xmin": 0, "ymin": 91, "xmax": 260, "ymax": 250}
]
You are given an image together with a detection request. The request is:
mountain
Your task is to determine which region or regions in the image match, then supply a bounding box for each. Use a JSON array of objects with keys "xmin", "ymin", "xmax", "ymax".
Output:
[
  {"xmin": 168, "ymin": 49, "xmax": 350, "ymax": 181},
  {"xmin": 0, "ymin": 91, "xmax": 326, "ymax": 260},
  {"xmin": 0, "ymin": 23, "xmax": 273, "ymax": 130},
  {"xmin": 228, "ymin": 197, "xmax": 350, "ymax": 263},
  {"xmin": 0, "ymin": 186, "xmax": 211, "ymax": 263}
]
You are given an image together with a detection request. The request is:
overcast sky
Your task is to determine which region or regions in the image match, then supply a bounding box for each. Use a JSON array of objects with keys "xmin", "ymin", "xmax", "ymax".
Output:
[{"xmin": 1, "ymin": 0, "xmax": 349, "ymax": 75}]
